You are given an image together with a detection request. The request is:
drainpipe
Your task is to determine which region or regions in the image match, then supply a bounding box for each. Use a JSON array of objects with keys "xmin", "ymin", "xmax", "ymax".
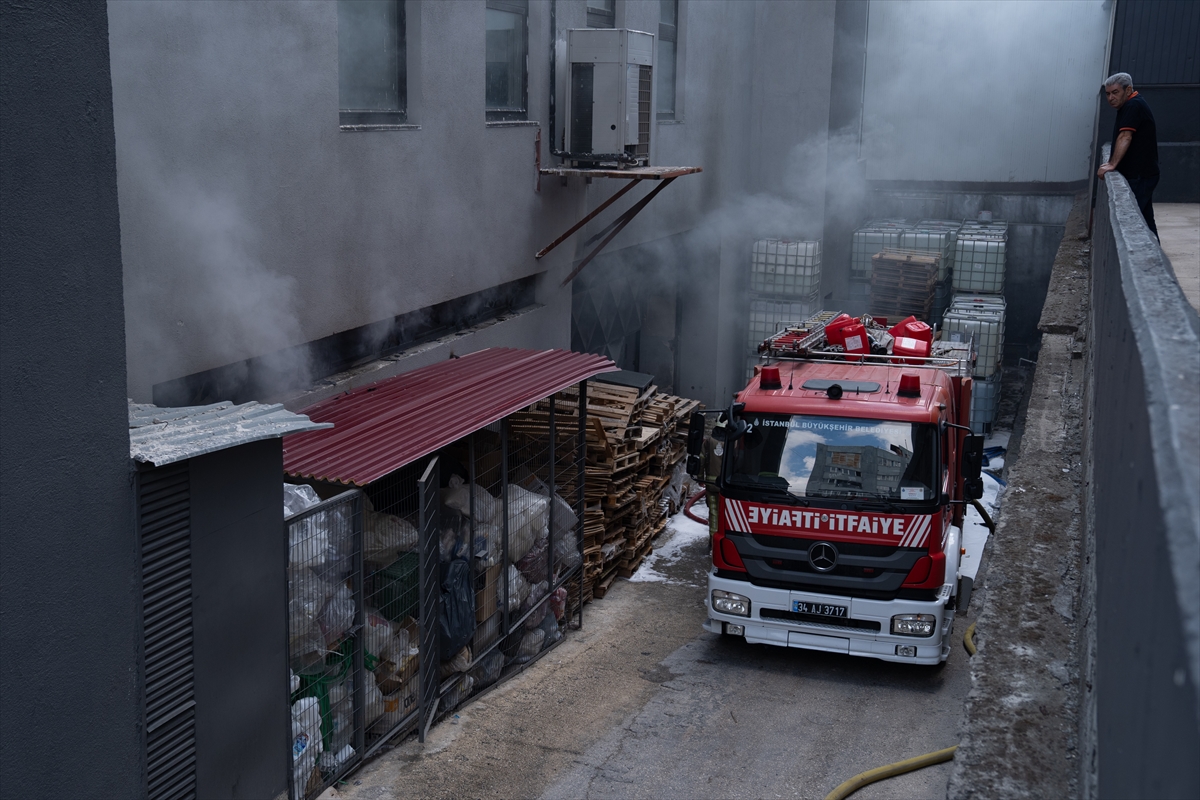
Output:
[{"xmin": 549, "ymin": 0, "xmax": 557, "ymax": 158}]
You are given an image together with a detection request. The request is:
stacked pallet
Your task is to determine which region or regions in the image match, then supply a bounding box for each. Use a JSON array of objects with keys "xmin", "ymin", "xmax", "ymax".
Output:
[
  {"xmin": 870, "ymin": 249, "xmax": 941, "ymax": 321},
  {"xmin": 508, "ymin": 382, "xmax": 700, "ymax": 609}
]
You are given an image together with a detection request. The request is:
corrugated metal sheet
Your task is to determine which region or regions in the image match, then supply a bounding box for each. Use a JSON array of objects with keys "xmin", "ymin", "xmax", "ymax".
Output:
[
  {"xmin": 283, "ymin": 348, "xmax": 618, "ymax": 486},
  {"xmin": 130, "ymin": 400, "xmax": 332, "ymax": 466},
  {"xmin": 1110, "ymin": 0, "xmax": 1200, "ymax": 85}
]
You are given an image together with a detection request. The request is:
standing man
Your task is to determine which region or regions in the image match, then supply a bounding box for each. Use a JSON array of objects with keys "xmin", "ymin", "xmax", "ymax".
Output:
[{"xmin": 1097, "ymin": 72, "xmax": 1160, "ymax": 237}]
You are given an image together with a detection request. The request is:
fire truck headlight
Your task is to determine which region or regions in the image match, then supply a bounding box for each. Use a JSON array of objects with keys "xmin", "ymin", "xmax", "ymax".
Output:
[
  {"xmin": 712, "ymin": 590, "xmax": 751, "ymax": 617},
  {"xmin": 891, "ymin": 614, "xmax": 937, "ymax": 636}
]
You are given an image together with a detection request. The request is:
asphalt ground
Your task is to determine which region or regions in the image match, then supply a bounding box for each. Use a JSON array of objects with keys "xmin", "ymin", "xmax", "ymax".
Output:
[{"xmin": 329, "ymin": 513, "xmax": 985, "ymax": 800}]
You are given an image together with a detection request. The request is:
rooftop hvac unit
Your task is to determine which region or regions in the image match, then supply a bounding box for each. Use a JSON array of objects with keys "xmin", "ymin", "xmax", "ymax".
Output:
[{"xmin": 563, "ymin": 28, "xmax": 654, "ymax": 167}]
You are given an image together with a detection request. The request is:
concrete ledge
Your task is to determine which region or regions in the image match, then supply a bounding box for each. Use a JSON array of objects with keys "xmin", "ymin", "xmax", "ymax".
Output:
[
  {"xmin": 1083, "ymin": 158, "xmax": 1200, "ymax": 798},
  {"xmin": 947, "ymin": 283, "xmax": 1088, "ymax": 797}
]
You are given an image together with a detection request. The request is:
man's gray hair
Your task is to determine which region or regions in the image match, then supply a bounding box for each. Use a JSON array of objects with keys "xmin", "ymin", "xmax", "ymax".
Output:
[{"xmin": 1104, "ymin": 72, "xmax": 1133, "ymax": 89}]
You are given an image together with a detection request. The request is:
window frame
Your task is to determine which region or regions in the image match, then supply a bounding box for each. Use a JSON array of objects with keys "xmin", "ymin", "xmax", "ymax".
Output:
[
  {"xmin": 485, "ymin": 0, "xmax": 529, "ymax": 122},
  {"xmin": 586, "ymin": 0, "xmax": 616, "ymax": 29},
  {"xmin": 338, "ymin": 0, "xmax": 408, "ymax": 127},
  {"xmin": 656, "ymin": 0, "xmax": 678, "ymax": 121}
]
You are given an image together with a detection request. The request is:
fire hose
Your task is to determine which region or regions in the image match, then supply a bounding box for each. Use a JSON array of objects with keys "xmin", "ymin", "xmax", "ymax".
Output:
[
  {"xmin": 823, "ymin": 745, "xmax": 959, "ymax": 800},
  {"xmin": 684, "ymin": 488, "xmax": 707, "ymax": 525}
]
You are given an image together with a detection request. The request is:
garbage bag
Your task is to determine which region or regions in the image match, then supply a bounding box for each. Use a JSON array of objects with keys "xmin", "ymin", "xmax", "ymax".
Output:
[
  {"xmin": 442, "ymin": 475, "xmax": 501, "ymax": 524},
  {"xmin": 441, "ymin": 674, "xmax": 475, "ymax": 711},
  {"xmin": 440, "ymin": 645, "xmax": 472, "ymax": 678},
  {"xmin": 284, "ymin": 483, "xmax": 322, "ymax": 517},
  {"xmin": 364, "ymin": 611, "xmax": 394, "ymax": 661},
  {"xmin": 439, "ymin": 559, "xmax": 475, "ymax": 660},
  {"xmin": 516, "ymin": 536, "xmax": 548, "ymax": 584},
  {"xmin": 504, "ymin": 565, "xmax": 531, "ymax": 614},
  {"xmin": 440, "ymin": 526, "xmax": 464, "ymax": 562},
  {"xmin": 365, "ymin": 511, "xmax": 418, "ymax": 563},
  {"xmin": 468, "ymin": 650, "xmax": 505, "ymax": 691},
  {"xmin": 291, "ymin": 697, "xmax": 322, "ymax": 791},
  {"xmin": 318, "ymin": 584, "xmax": 355, "ymax": 646},
  {"xmin": 504, "ymin": 485, "xmax": 548, "ymax": 562},
  {"xmin": 552, "ymin": 528, "xmax": 582, "ymax": 573},
  {"xmin": 510, "ymin": 629, "xmax": 545, "ymax": 664},
  {"xmin": 549, "ymin": 586, "xmax": 568, "ymax": 622},
  {"xmin": 471, "ymin": 523, "xmax": 503, "ymax": 568},
  {"xmin": 522, "ymin": 580, "xmax": 548, "ymax": 617},
  {"xmin": 538, "ymin": 608, "xmax": 562, "ymax": 650}
]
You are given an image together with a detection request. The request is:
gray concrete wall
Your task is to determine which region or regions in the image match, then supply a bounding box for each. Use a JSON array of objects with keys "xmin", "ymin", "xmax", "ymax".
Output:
[
  {"xmin": 861, "ymin": 0, "xmax": 1110, "ymax": 183},
  {"xmin": 108, "ymin": 0, "xmax": 839, "ymax": 412},
  {"xmin": 1085, "ymin": 157, "xmax": 1200, "ymax": 798},
  {"xmin": 108, "ymin": 0, "xmax": 577, "ymax": 400},
  {"xmin": 189, "ymin": 441, "xmax": 288, "ymax": 800},
  {"xmin": 0, "ymin": 1, "xmax": 141, "ymax": 796}
]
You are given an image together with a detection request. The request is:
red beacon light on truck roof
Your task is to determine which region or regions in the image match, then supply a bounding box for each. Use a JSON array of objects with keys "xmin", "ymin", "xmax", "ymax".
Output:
[
  {"xmin": 759, "ymin": 365, "xmax": 783, "ymax": 390},
  {"xmin": 897, "ymin": 372, "xmax": 922, "ymax": 397}
]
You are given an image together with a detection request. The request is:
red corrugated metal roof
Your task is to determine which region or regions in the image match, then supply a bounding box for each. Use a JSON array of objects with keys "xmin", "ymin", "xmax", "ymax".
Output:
[{"xmin": 283, "ymin": 348, "xmax": 617, "ymax": 486}]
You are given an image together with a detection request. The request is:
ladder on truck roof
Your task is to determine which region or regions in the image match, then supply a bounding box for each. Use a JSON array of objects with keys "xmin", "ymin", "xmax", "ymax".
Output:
[{"xmin": 754, "ymin": 310, "xmax": 975, "ymax": 377}]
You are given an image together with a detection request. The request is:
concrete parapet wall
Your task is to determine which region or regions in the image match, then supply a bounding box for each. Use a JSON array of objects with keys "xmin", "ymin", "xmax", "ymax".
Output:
[{"xmin": 1085, "ymin": 154, "xmax": 1200, "ymax": 797}]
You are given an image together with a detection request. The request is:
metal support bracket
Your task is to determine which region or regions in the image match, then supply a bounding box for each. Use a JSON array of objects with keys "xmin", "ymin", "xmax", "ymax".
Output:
[{"xmin": 534, "ymin": 166, "xmax": 702, "ymax": 285}]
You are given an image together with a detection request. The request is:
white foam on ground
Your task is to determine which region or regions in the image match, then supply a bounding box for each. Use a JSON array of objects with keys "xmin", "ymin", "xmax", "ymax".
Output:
[
  {"xmin": 960, "ymin": 471, "xmax": 1004, "ymax": 583},
  {"xmin": 628, "ymin": 512, "xmax": 711, "ymax": 584}
]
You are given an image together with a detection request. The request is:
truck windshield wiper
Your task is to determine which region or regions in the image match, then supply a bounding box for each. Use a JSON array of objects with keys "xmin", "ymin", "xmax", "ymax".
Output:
[{"xmin": 854, "ymin": 499, "xmax": 901, "ymax": 513}]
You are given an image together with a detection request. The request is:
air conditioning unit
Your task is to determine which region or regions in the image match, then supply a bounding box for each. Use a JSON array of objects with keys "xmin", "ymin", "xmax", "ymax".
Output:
[{"xmin": 564, "ymin": 28, "xmax": 654, "ymax": 167}]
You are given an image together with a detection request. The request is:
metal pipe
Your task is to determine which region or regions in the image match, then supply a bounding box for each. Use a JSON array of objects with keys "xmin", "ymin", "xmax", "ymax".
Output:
[
  {"xmin": 351, "ymin": 491, "xmax": 365, "ymax": 759},
  {"xmin": 548, "ymin": 0, "xmax": 556, "ymax": 157},
  {"xmin": 501, "ymin": 417, "xmax": 510, "ymax": 637},
  {"xmin": 576, "ymin": 380, "xmax": 587, "ymax": 628},
  {"xmin": 547, "ymin": 393, "xmax": 556, "ymax": 588},
  {"xmin": 469, "ymin": 432, "xmax": 477, "ymax": 583}
]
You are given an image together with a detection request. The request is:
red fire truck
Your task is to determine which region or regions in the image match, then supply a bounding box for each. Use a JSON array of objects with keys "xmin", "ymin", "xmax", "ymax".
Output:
[{"xmin": 686, "ymin": 312, "xmax": 986, "ymax": 665}]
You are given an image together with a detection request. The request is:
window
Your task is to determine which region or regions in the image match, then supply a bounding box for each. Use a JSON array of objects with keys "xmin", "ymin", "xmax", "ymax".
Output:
[
  {"xmin": 586, "ymin": 0, "xmax": 615, "ymax": 29},
  {"xmin": 338, "ymin": 0, "xmax": 407, "ymax": 126},
  {"xmin": 486, "ymin": 0, "xmax": 528, "ymax": 121},
  {"xmin": 657, "ymin": 0, "xmax": 678, "ymax": 119}
]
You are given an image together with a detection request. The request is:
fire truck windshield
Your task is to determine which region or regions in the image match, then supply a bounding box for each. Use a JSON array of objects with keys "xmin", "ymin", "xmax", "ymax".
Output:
[{"xmin": 727, "ymin": 414, "xmax": 939, "ymax": 503}]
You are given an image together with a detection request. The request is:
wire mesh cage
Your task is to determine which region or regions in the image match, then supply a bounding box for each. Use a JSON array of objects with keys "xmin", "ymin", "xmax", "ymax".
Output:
[
  {"xmin": 285, "ymin": 489, "xmax": 366, "ymax": 799},
  {"xmin": 285, "ymin": 385, "xmax": 589, "ymax": 799}
]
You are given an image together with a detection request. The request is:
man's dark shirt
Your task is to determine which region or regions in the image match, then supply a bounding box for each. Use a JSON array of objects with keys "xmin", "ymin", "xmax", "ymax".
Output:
[{"xmin": 1112, "ymin": 92, "xmax": 1159, "ymax": 179}]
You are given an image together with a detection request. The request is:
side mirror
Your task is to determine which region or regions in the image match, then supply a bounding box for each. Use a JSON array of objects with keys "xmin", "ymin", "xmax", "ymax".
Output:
[
  {"xmin": 686, "ymin": 411, "xmax": 705, "ymax": 457},
  {"xmin": 961, "ymin": 433, "xmax": 984, "ymax": 501}
]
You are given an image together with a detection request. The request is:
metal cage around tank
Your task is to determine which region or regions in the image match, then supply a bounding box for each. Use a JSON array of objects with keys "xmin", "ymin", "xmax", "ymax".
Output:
[{"xmin": 281, "ymin": 348, "xmax": 615, "ymax": 799}]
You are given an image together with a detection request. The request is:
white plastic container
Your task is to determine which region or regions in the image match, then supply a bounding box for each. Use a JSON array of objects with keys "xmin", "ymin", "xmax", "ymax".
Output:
[
  {"xmin": 900, "ymin": 228, "xmax": 956, "ymax": 282},
  {"xmin": 943, "ymin": 295, "xmax": 1006, "ymax": 378},
  {"xmin": 851, "ymin": 221, "xmax": 911, "ymax": 280},
  {"xmin": 747, "ymin": 295, "xmax": 819, "ymax": 353},
  {"xmin": 954, "ymin": 233, "xmax": 1007, "ymax": 294},
  {"xmin": 750, "ymin": 239, "xmax": 821, "ymax": 298},
  {"xmin": 291, "ymin": 697, "xmax": 323, "ymax": 792},
  {"xmin": 969, "ymin": 373, "xmax": 1002, "ymax": 433}
]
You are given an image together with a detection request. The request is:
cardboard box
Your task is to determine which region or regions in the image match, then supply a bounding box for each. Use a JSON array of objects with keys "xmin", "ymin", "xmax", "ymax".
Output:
[{"xmin": 475, "ymin": 564, "xmax": 501, "ymax": 622}]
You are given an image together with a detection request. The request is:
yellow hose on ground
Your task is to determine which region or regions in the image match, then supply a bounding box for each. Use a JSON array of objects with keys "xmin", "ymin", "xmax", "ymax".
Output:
[
  {"xmin": 964, "ymin": 621, "xmax": 978, "ymax": 655},
  {"xmin": 824, "ymin": 745, "xmax": 959, "ymax": 800}
]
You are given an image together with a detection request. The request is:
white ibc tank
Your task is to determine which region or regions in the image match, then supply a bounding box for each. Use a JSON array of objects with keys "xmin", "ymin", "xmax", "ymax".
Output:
[
  {"xmin": 943, "ymin": 294, "xmax": 1006, "ymax": 378},
  {"xmin": 900, "ymin": 228, "xmax": 956, "ymax": 282},
  {"xmin": 969, "ymin": 373, "xmax": 1002, "ymax": 433},
  {"xmin": 747, "ymin": 295, "xmax": 820, "ymax": 353},
  {"xmin": 850, "ymin": 221, "xmax": 911, "ymax": 280},
  {"xmin": 954, "ymin": 231, "xmax": 1007, "ymax": 294},
  {"xmin": 750, "ymin": 239, "xmax": 821, "ymax": 299}
]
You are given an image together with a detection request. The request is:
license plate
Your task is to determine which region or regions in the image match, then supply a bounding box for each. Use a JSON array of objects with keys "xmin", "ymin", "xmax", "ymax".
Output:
[{"xmin": 793, "ymin": 600, "xmax": 848, "ymax": 618}]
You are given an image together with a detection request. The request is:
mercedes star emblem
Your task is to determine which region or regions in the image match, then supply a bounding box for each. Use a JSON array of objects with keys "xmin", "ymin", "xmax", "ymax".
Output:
[{"xmin": 809, "ymin": 542, "xmax": 838, "ymax": 572}]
